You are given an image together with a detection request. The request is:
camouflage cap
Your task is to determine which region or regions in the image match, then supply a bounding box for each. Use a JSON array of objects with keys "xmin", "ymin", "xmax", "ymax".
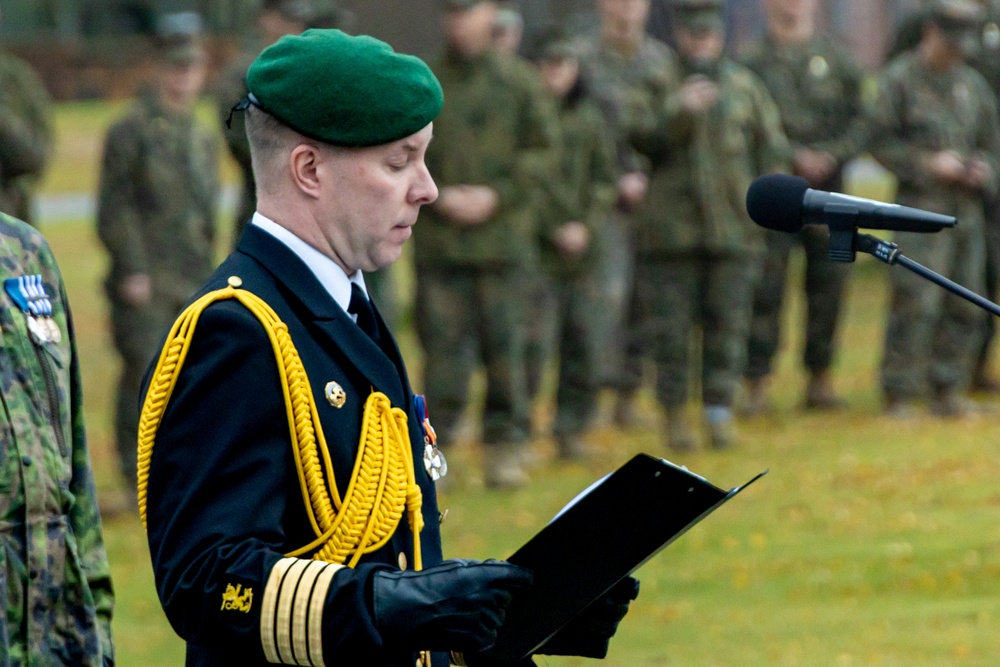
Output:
[
  {"xmin": 673, "ymin": 0, "xmax": 724, "ymax": 33},
  {"xmin": 528, "ymin": 25, "xmax": 577, "ymax": 62},
  {"xmin": 261, "ymin": 0, "xmax": 315, "ymax": 24},
  {"xmin": 930, "ymin": 0, "xmax": 986, "ymax": 52},
  {"xmin": 154, "ymin": 11, "xmax": 205, "ymax": 64},
  {"xmin": 495, "ymin": 7, "xmax": 524, "ymax": 29}
]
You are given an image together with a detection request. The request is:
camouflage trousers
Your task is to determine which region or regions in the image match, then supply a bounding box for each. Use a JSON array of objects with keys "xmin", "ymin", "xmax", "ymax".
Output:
[
  {"xmin": 366, "ymin": 265, "xmax": 400, "ymax": 333},
  {"xmin": 592, "ymin": 209, "xmax": 636, "ymax": 389},
  {"xmin": 975, "ymin": 196, "xmax": 1000, "ymax": 373},
  {"xmin": 746, "ymin": 226, "xmax": 850, "ymax": 379},
  {"xmin": 415, "ymin": 266, "xmax": 530, "ymax": 447},
  {"xmin": 621, "ymin": 255, "xmax": 757, "ymax": 408},
  {"xmin": 110, "ymin": 294, "xmax": 186, "ymax": 492},
  {"xmin": 523, "ymin": 270, "xmax": 602, "ymax": 439},
  {"xmin": 881, "ymin": 221, "xmax": 987, "ymax": 399}
]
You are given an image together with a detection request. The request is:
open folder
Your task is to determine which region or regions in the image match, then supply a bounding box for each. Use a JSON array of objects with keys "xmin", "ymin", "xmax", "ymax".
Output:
[{"xmin": 484, "ymin": 453, "xmax": 767, "ymax": 663}]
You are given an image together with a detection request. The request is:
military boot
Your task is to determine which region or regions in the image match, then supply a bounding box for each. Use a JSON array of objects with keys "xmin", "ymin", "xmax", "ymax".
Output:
[
  {"xmin": 741, "ymin": 377, "xmax": 773, "ymax": 417},
  {"xmin": 704, "ymin": 406, "xmax": 736, "ymax": 450},
  {"xmin": 929, "ymin": 387, "xmax": 979, "ymax": 419},
  {"xmin": 804, "ymin": 371, "xmax": 846, "ymax": 411},
  {"xmin": 663, "ymin": 406, "xmax": 696, "ymax": 453},
  {"xmin": 613, "ymin": 391, "xmax": 639, "ymax": 429},
  {"xmin": 555, "ymin": 434, "xmax": 589, "ymax": 461},
  {"xmin": 483, "ymin": 444, "xmax": 529, "ymax": 489}
]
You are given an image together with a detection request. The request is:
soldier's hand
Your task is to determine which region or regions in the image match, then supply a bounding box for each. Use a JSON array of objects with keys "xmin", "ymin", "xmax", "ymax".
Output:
[
  {"xmin": 119, "ymin": 274, "xmax": 153, "ymax": 306},
  {"xmin": 372, "ymin": 558, "xmax": 533, "ymax": 653},
  {"xmin": 617, "ymin": 171, "xmax": 649, "ymax": 209},
  {"xmin": 926, "ymin": 150, "xmax": 967, "ymax": 184},
  {"xmin": 437, "ymin": 185, "xmax": 499, "ymax": 226},
  {"xmin": 679, "ymin": 75, "xmax": 719, "ymax": 114},
  {"xmin": 965, "ymin": 158, "xmax": 993, "ymax": 190},
  {"xmin": 794, "ymin": 149, "xmax": 837, "ymax": 187},
  {"xmin": 554, "ymin": 222, "xmax": 590, "ymax": 257}
]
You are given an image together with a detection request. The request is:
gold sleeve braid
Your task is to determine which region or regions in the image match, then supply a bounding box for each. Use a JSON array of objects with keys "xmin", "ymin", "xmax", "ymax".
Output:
[{"xmin": 136, "ymin": 281, "xmax": 427, "ymax": 666}]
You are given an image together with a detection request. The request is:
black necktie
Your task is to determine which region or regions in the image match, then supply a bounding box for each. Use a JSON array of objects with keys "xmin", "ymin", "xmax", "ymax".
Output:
[{"xmin": 348, "ymin": 282, "xmax": 380, "ymax": 343}]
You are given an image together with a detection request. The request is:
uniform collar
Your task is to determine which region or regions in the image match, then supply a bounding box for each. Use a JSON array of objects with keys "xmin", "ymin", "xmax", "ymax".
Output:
[{"xmin": 251, "ymin": 212, "xmax": 367, "ymax": 320}]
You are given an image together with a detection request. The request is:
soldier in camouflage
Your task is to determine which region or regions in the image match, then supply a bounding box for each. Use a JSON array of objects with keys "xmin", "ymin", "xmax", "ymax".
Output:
[
  {"xmin": 0, "ymin": 213, "xmax": 115, "ymax": 664},
  {"xmin": 96, "ymin": 14, "xmax": 219, "ymax": 495},
  {"xmin": 574, "ymin": 0, "xmax": 680, "ymax": 426},
  {"xmin": 739, "ymin": 0, "xmax": 867, "ymax": 413},
  {"xmin": 524, "ymin": 28, "xmax": 618, "ymax": 459},
  {"xmin": 415, "ymin": 0, "xmax": 558, "ymax": 488},
  {"xmin": 870, "ymin": 0, "xmax": 1000, "ymax": 417},
  {"xmin": 627, "ymin": 0, "xmax": 790, "ymax": 451},
  {"xmin": 0, "ymin": 7, "xmax": 53, "ymax": 227}
]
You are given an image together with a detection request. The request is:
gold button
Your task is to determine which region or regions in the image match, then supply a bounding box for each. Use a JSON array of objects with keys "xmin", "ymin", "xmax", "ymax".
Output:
[
  {"xmin": 227, "ymin": 276, "xmax": 243, "ymax": 288},
  {"xmin": 398, "ymin": 552, "xmax": 408, "ymax": 571}
]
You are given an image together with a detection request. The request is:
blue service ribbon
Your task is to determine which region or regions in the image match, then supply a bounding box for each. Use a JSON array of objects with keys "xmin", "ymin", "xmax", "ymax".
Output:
[{"xmin": 4, "ymin": 275, "xmax": 53, "ymax": 317}]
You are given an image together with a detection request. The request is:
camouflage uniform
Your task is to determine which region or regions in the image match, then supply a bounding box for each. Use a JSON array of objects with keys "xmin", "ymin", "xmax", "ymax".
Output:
[
  {"xmin": 627, "ymin": 58, "xmax": 789, "ymax": 419},
  {"xmin": 217, "ymin": 47, "xmax": 259, "ymax": 244},
  {"xmin": 96, "ymin": 90, "xmax": 219, "ymax": 492},
  {"xmin": 0, "ymin": 214, "xmax": 115, "ymax": 665},
  {"xmin": 414, "ymin": 48, "xmax": 557, "ymax": 462},
  {"xmin": 573, "ymin": 32, "xmax": 678, "ymax": 390},
  {"xmin": 739, "ymin": 34, "xmax": 867, "ymax": 386},
  {"xmin": 0, "ymin": 52, "xmax": 53, "ymax": 226},
  {"xmin": 869, "ymin": 50, "xmax": 1000, "ymax": 402},
  {"xmin": 524, "ymin": 82, "xmax": 617, "ymax": 448}
]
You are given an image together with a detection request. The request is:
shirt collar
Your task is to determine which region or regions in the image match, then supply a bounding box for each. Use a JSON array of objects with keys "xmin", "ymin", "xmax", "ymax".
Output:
[{"xmin": 250, "ymin": 212, "xmax": 367, "ymax": 318}]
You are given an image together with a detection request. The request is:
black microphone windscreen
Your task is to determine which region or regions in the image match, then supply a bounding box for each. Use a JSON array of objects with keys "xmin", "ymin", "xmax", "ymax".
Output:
[{"xmin": 746, "ymin": 174, "xmax": 809, "ymax": 233}]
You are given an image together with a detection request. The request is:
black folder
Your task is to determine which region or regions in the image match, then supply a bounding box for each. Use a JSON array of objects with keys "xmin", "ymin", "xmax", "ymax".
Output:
[{"xmin": 485, "ymin": 453, "xmax": 767, "ymax": 663}]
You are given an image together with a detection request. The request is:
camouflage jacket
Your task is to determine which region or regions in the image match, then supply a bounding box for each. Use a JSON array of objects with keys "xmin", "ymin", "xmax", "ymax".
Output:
[
  {"xmin": 740, "ymin": 33, "xmax": 867, "ymax": 166},
  {"xmin": 416, "ymin": 50, "xmax": 558, "ymax": 268},
  {"xmin": 96, "ymin": 91, "xmax": 220, "ymax": 303},
  {"xmin": 216, "ymin": 47, "xmax": 260, "ymax": 244},
  {"xmin": 0, "ymin": 214, "xmax": 115, "ymax": 665},
  {"xmin": 869, "ymin": 52, "xmax": 1000, "ymax": 218},
  {"xmin": 537, "ymin": 87, "xmax": 617, "ymax": 277},
  {"xmin": 630, "ymin": 59, "xmax": 791, "ymax": 257},
  {"xmin": 574, "ymin": 33, "xmax": 679, "ymax": 175},
  {"xmin": 0, "ymin": 53, "xmax": 53, "ymax": 225}
]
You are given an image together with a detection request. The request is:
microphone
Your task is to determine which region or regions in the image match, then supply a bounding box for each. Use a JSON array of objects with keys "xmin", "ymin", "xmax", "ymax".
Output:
[{"xmin": 745, "ymin": 174, "xmax": 956, "ymax": 234}]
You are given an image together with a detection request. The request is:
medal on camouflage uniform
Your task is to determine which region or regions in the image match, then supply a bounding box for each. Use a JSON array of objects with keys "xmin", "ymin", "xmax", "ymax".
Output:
[
  {"xmin": 4, "ymin": 275, "xmax": 61, "ymax": 344},
  {"xmin": 415, "ymin": 395, "xmax": 447, "ymax": 481}
]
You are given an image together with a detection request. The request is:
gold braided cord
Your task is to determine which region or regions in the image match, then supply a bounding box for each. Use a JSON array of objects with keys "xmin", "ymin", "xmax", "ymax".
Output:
[{"xmin": 136, "ymin": 285, "xmax": 423, "ymax": 570}]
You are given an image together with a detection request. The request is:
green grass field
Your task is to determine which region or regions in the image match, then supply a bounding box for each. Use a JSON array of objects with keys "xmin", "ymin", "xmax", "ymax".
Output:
[{"xmin": 35, "ymin": 102, "xmax": 1000, "ymax": 666}]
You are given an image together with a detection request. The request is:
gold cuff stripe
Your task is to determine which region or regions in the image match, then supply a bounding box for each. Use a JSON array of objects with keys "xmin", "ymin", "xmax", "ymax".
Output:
[
  {"xmin": 308, "ymin": 563, "xmax": 343, "ymax": 667},
  {"xmin": 292, "ymin": 561, "xmax": 329, "ymax": 666},
  {"xmin": 261, "ymin": 558, "xmax": 298, "ymax": 664},
  {"xmin": 276, "ymin": 559, "xmax": 312, "ymax": 664}
]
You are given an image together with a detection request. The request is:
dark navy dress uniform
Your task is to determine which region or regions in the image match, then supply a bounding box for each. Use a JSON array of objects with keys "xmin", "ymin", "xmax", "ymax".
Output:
[{"xmin": 143, "ymin": 224, "xmax": 447, "ymax": 667}]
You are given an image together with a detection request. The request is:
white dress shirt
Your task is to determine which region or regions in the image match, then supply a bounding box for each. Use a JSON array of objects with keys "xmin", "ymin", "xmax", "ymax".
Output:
[{"xmin": 251, "ymin": 212, "xmax": 367, "ymax": 322}]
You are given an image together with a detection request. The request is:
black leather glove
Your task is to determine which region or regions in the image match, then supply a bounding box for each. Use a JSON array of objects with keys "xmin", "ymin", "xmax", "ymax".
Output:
[
  {"xmin": 373, "ymin": 559, "xmax": 533, "ymax": 653},
  {"xmin": 537, "ymin": 576, "xmax": 640, "ymax": 658}
]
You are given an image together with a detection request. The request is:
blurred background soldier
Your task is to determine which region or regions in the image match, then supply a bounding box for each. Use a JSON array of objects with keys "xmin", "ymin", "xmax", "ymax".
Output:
[
  {"xmin": 493, "ymin": 2, "xmax": 525, "ymax": 55},
  {"xmin": 217, "ymin": 0, "xmax": 314, "ymax": 247},
  {"xmin": 628, "ymin": 0, "xmax": 789, "ymax": 451},
  {"xmin": 416, "ymin": 0, "xmax": 557, "ymax": 488},
  {"xmin": 574, "ymin": 0, "xmax": 679, "ymax": 427},
  {"xmin": 871, "ymin": 0, "xmax": 1000, "ymax": 417},
  {"xmin": 96, "ymin": 12, "xmax": 219, "ymax": 499},
  {"xmin": 0, "ymin": 6, "xmax": 53, "ymax": 227},
  {"xmin": 525, "ymin": 27, "xmax": 617, "ymax": 459},
  {"xmin": 740, "ymin": 0, "xmax": 867, "ymax": 414}
]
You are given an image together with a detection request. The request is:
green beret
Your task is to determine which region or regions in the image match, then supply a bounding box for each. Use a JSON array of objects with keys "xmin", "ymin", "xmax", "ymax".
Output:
[{"xmin": 246, "ymin": 29, "xmax": 444, "ymax": 147}]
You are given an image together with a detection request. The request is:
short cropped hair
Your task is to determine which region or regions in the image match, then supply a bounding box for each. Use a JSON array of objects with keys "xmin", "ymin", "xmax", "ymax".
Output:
[{"xmin": 245, "ymin": 105, "xmax": 307, "ymax": 196}]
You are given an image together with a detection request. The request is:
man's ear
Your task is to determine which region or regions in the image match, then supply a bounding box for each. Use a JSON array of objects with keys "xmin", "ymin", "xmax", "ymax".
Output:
[{"xmin": 289, "ymin": 143, "xmax": 324, "ymax": 200}]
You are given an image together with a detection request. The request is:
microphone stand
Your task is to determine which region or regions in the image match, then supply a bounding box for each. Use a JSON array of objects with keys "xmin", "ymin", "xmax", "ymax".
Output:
[{"xmin": 825, "ymin": 205, "xmax": 1000, "ymax": 317}]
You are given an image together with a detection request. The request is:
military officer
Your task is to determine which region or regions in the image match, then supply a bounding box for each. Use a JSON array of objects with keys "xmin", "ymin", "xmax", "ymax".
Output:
[
  {"xmin": 0, "ymin": 214, "xmax": 114, "ymax": 664},
  {"xmin": 628, "ymin": 0, "xmax": 790, "ymax": 450},
  {"xmin": 415, "ymin": 0, "xmax": 558, "ymax": 488},
  {"xmin": 871, "ymin": 0, "xmax": 1000, "ymax": 417},
  {"xmin": 739, "ymin": 0, "xmax": 867, "ymax": 413},
  {"xmin": 96, "ymin": 13, "xmax": 219, "ymax": 497},
  {"xmin": 140, "ymin": 28, "xmax": 634, "ymax": 667},
  {"xmin": 574, "ymin": 0, "xmax": 680, "ymax": 426},
  {"xmin": 0, "ymin": 7, "xmax": 53, "ymax": 226}
]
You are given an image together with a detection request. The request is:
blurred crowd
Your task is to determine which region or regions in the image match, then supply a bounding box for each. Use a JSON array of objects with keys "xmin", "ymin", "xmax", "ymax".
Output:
[{"xmin": 3, "ymin": 0, "xmax": 1000, "ymax": 496}]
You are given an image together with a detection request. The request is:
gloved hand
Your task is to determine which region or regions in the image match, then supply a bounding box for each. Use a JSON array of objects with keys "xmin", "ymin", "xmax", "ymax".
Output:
[
  {"xmin": 373, "ymin": 558, "xmax": 533, "ymax": 653},
  {"xmin": 538, "ymin": 576, "xmax": 640, "ymax": 658}
]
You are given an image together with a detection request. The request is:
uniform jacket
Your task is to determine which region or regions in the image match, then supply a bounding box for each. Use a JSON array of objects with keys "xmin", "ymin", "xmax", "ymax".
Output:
[
  {"xmin": 416, "ymin": 50, "xmax": 557, "ymax": 268},
  {"xmin": 0, "ymin": 53, "xmax": 52, "ymax": 225},
  {"xmin": 0, "ymin": 214, "xmax": 114, "ymax": 665},
  {"xmin": 869, "ymin": 51, "xmax": 1000, "ymax": 221},
  {"xmin": 144, "ymin": 225, "xmax": 446, "ymax": 667},
  {"xmin": 630, "ymin": 59, "xmax": 790, "ymax": 258},
  {"xmin": 96, "ymin": 91, "xmax": 219, "ymax": 303}
]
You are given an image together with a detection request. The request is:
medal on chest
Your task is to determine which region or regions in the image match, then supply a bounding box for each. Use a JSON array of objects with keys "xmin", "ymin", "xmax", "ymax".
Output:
[
  {"xmin": 4, "ymin": 275, "xmax": 61, "ymax": 344},
  {"xmin": 415, "ymin": 395, "xmax": 447, "ymax": 481}
]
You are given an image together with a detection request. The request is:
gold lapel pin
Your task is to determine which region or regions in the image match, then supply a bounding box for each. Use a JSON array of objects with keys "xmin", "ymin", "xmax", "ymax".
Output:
[{"xmin": 325, "ymin": 381, "xmax": 347, "ymax": 408}]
